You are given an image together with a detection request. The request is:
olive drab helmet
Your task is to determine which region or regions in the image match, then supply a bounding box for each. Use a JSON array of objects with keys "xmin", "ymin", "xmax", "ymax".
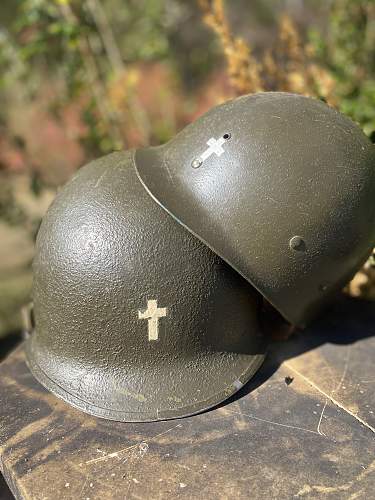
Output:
[
  {"xmin": 135, "ymin": 92, "xmax": 375, "ymax": 327},
  {"xmin": 26, "ymin": 151, "xmax": 266, "ymax": 422}
]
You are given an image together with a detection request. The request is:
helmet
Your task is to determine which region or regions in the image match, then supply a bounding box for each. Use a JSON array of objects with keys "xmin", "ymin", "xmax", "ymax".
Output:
[
  {"xmin": 135, "ymin": 92, "xmax": 375, "ymax": 327},
  {"xmin": 26, "ymin": 151, "xmax": 266, "ymax": 422}
]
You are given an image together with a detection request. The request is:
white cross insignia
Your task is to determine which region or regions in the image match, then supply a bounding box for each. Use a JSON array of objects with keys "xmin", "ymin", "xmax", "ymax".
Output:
[
  {"xmin": 200, "ymin": 137, "xmax": 226, "ymax": 162},
  {"xmin": 138, "ymin": 299, "xmax": 167, "ymax": 341}
]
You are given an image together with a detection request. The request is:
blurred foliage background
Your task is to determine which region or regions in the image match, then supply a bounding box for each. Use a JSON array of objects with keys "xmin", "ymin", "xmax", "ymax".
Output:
[{"xmin": 0, "ymin": 0, "xmax": 374, "ymax": 350}]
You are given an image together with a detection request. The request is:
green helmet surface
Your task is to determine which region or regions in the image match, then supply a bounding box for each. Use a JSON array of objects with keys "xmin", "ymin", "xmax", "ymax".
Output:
[
  {"xmin": 26, "ymin": 151, "xmax": 266, "ymax": 422},
  {"xmin": 135, "ymin": 92, "xmax": 375, "ymax": 326}
]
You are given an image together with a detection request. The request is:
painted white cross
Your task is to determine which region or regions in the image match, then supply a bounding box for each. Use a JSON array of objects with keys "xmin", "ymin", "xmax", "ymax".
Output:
[
  {"xmin": 138, "ymin": 299, "xmax": 167, "ymax": 341},
  {"xmin": 200, "ymin": 137, "xmax": 226, "ymax": 162}
]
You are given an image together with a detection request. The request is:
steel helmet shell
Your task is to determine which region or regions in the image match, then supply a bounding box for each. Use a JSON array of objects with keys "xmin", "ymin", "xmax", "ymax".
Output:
[
  {"xmin": 135, "ymin": 92, "xmax": 375, "ymax": 327},
  {"xmin": 26, "ymin": 151, "xmax": 266, "ymax": 422}
]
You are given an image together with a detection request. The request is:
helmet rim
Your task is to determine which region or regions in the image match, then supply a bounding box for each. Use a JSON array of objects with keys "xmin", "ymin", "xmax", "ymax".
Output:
[{"xmin": 26, "ymin": 335, "xmax": 265, "ymax": 422}]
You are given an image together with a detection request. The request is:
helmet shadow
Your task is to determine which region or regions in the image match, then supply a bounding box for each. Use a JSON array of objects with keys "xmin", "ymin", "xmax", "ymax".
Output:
[{"xmin": 220, "ymin": 294, "xmax": 375, "ymax": 408}]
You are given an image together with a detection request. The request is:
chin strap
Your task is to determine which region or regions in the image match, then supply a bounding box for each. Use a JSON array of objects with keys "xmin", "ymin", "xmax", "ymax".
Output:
[
  {"xmin": 260, "ymin": 299, "xmax": 299, "ymax": 341},
  {"xmin": 21, "ymin": 302, "xmax": 34, "ymax": 339}
]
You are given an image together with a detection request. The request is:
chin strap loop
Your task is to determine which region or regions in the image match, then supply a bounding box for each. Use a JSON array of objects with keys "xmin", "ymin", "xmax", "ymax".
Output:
[{"xmin": 21, "ymin": 302, "xmax": 34, "ymax": 339}]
